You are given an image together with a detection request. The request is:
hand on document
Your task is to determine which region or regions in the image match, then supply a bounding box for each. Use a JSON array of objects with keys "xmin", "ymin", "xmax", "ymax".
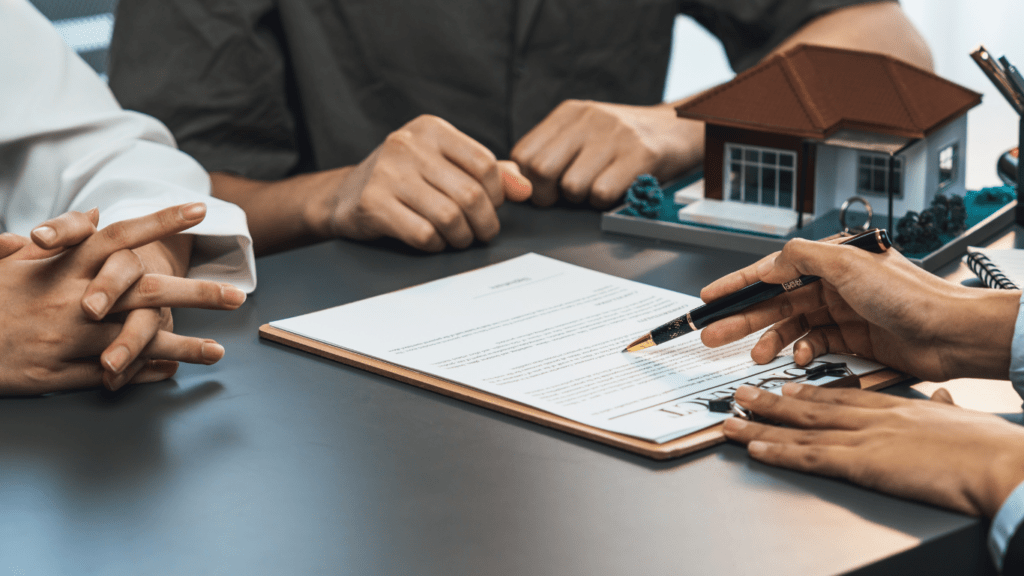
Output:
[
  {"xmin": 723, "ymin": 382, "xmax": 1024, "ymax": 519},
  {"xmin": 0, "ymin": 204, "xmax": 246, "ymax": 394},
  {"xmin": 699, "ymin": 237, "xmax": 1021, "ymax": 383}
]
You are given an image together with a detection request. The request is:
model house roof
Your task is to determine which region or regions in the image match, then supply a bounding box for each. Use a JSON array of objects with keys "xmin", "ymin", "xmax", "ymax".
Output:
[{"xmin": 676, "ymin": 44, "xmax": 982, "ymax": 141}]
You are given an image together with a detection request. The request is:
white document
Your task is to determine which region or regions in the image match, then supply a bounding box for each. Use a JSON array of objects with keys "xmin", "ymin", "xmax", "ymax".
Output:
[{"xmin": 272, "ymin": 254, "xmax": 884, "ymax": 443}]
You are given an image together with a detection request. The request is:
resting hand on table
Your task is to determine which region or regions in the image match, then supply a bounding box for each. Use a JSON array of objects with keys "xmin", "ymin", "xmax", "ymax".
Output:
[
  {"xmin": 306, "ymin": 115, "xmax": 532, "ymax": 252},
  {"xmin": 0, "ymin": 203, "xmax": 247, "ymax": 394},
  {"xmin": 511, "ymin": 100, "xmax": 702, "ymax": 208},
  {"xmin": 723, "ymin": 383, "xmax": 1024, "ymax": 518},
  {"xmin": 699, "ymin": 238, "xmax": 1021, "ymax": 383}
]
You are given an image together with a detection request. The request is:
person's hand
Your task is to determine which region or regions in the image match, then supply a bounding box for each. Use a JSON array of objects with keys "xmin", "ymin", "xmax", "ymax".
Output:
[
  {"xmin": 723, "ymin": 383, "xmax": 1024, "ymax": 518},
  {"xmin": 510, "ymin": 100, "xmax": 703, "ymax": 208},
  {"xmin": 699, "ymin": 238, "xmax": 1020, "ymax": 383},
  {"xmin": 307, "ymin": 115, "xmax": 532, "ymax": 252},
  {"xmin": 0, "ymin": 204, "xmax": 247, "ymax": 394}
]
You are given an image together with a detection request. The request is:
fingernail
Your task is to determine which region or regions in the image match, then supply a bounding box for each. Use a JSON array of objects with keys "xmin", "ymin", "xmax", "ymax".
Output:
[
  {"xmin": 502, "ymin": 170, "xmax": 530, "ymax": 193},
  {"xmin": 221, "ymin": 285, "xmax": 246, "ymax": 307},
  {"xmin": 84, "ymin": 292, "xmax": 109, "ymax": 317},
  {"xmin": 201, "ymin": 341, "xmax": 225, "ymax": 363},
  {"xmin": 32, "ymin": 226, "xmax": 56, "ymax": 245},
  {"xmin": 748, "ymin": 441, "xmax": 769, "ymax": 456},
  {"xmin": 723, "ymin": 418, "xmax": 747, "ymax": 433},
  {"xmin": 105, "ymin": 345, "xmax": 130, "ymax": 374},
  {"xmin": 734, "ymin": 386, "xmax": 759, "ymax": 402},
  {"xmin": 106, "ymin": 372, "xmax": 127, "ymax": 392},
  {"xmin": 181, "ymin": 203, "xmax": 207, "ymax": 220},
  {"xmin": 781, "ymin": 382, "xmax": 804, "ymax": 395}
]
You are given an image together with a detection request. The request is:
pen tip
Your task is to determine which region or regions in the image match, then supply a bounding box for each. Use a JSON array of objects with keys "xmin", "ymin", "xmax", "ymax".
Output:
[{"xmin": 624, "ymin": 334, "xmax": 656, "ymax": 353}]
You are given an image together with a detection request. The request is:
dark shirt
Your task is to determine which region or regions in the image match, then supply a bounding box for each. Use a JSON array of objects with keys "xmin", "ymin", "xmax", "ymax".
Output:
[{"xmin": 109, "ymin": 0, "xmax": 876, "ymax": 181}]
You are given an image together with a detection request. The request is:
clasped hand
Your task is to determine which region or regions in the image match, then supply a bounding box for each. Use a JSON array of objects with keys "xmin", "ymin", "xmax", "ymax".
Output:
[{"xmin": 0, "ymin": 203, "xmax": 246, "ymax": 394}]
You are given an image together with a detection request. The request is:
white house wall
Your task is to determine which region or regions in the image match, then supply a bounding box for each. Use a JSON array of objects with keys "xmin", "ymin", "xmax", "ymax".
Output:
[
  {"xmin": 812, "ymin": 115, "xmax": 967, "ymax": 219},
  {"xmin": 923, "ymin": 115, "xmax": 969, "ymax": 201}
]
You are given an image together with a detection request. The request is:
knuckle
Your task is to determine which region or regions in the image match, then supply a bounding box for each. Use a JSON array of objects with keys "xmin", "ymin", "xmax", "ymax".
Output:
[
  {"xmin": 384, "ymin": 129, "xmax": 415, "ymax": 151},
  {"xmin": 459, "ymin": 183, "xmax": 487, "ymax": 206},
  {"xmin": 158, "ymin": 206, "xmax": 181, "ymax": 230},
  {"xmin": 23, "ymin": 365, "xmax": 57, "ymax": 389},
  {"xmin": 468, "ymin": 153, "xmax": 497, "ymax": 179},
  {"xmin": 798, "ymin": 447, "xmax": 824, "ymax": 468},
  {"xmin": 561, "ymin": 99, "xmax": 585, "ymax": 113},
  {"xmin": 777, "ymin": 296, "xmax": 796, "ymax": 321},
  {"xmin": 591, "ymin": 180, "xmax": 620, "ymax": 203},
  {"xmin": 411, "ymin": 225, "xmax": 440, "ymax": 250},
  {"xmin": 100, "ymin": 223, "xmax": 131, "ymax": 247},
  {"xmin": 479, "ymin": 221, "xmax": 500, "ymax": 242},
  {"xmin": 799, "ymin": 407, "xmax": 826, "ymax": 427},
  {"xmin": 560, "ymin": 174, "xmax": 585, "ymax": 196},
  {"xmin": 135, "ymin": 275, "xmax": 162, "ymax": 298},
  {"xmin": 531, "ymin": 157, "xmax": 561, "ymax": 180},
  {"xmin": 436, "ymin": 204, "xmax": 463, "ymax": 229},
  {"xmin": 409, "ymin": 114, "xmax": 445, "ymax": 134}
]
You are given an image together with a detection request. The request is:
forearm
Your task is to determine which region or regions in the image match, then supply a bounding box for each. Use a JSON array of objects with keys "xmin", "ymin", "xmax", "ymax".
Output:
[
  {"xmin": 772, "ymin": 1, "xmax": 933, "ymax": 70},
  {"xmin": 211, "ymin": 170, "xmax": 349, "ymax": 255}
]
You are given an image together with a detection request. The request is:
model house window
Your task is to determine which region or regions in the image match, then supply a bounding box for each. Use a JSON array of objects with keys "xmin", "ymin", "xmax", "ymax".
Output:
[
  {"xmin": 725, "ymin": 144, "xmax": 797, "ymax": 209},
  {"xmin": 938, "ymin": 144, "xmax": 958, "ymax": 188},
  {"xmin": 857, "ymin": 153, "xmax": 903, "ymax": 197}
]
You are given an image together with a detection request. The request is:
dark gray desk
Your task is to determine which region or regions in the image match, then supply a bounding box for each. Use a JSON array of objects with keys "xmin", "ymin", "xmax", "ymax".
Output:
[{"xmin": 0, "ymin": 202, "xmax": 1013, "ymax": 575}]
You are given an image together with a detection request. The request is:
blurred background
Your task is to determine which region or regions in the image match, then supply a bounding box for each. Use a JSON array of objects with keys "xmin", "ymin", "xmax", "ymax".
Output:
[{"xmin": 29, "ymin": 0, "xmax": 1024, "ymax": 188}]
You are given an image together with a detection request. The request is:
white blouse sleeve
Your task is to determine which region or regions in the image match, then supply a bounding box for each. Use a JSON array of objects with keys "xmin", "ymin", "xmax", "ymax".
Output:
[{"xmin": 0, "ymin": 0, "xmax": 256, "ymax": 291}]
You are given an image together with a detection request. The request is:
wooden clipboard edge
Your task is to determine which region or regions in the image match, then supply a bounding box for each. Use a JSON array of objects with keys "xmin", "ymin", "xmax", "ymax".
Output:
[{"xmin": 260, "ymin": 324, "xmax": 907, "ymax": 460}]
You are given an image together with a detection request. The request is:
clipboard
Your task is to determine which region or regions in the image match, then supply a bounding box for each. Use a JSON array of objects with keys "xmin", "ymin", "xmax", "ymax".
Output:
[{"xmin": 260, "ymin": 324, "xmax": 908, "ymax": 460}]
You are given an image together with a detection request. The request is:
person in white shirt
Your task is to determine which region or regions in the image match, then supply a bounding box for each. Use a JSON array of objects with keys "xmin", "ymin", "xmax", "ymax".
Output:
[
  {"xmin": 700, "ymin": 237, "xmax": 1024, "ymax": 572},
  {"xmin": 1, "ymin": 0, "xmax": 256, "ymax": 393}
]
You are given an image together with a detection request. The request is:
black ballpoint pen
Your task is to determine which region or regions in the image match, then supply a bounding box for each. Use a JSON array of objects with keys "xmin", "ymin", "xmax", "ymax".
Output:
[{"xmin": 623, "ymin": 229, "xmax": 893, "ymax": 352}]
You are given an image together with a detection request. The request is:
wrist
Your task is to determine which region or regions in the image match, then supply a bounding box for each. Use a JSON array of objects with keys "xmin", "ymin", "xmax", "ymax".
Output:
[
  {"xmin": 979, "ymin": 444, "xmax": 1024, "ymax": 518},
  {"xmin": 301, "ymin": 166, "xmax": 355, "ymax": 240},
  {"xmin": 945, "ymin": 289, "xmax": 1020, "ymax": 380},
  {"xmin": 647, "ymin": 102, "xmax": 705, "ymax": 179}
]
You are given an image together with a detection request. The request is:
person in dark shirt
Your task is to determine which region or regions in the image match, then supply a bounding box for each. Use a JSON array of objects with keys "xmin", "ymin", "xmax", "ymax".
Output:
[{"xmin": 109, "ymin": 0, "xmax": 931, "ymax": 254}]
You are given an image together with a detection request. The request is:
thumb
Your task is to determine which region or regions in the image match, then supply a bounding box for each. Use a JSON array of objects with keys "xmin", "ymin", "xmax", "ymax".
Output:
[
  {"xmin": 0, "ymin": 233, "xmax": 30, "ymax": 259},
  {"xmin": 498, "ymin": 160, "xmax": 533, "ymax": 203}
]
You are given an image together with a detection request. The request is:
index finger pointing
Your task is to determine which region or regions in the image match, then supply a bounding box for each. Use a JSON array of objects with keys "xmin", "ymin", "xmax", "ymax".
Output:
[
  {"xmin": 700, "ymin": 252, "xmax": 778, "ymax": 304},
  {"xmin": 73, "ymin": 203, "xmax": 206, "ymax": 271}
]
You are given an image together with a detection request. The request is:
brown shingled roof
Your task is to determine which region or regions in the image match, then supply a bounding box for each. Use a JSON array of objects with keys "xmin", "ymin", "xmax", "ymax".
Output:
[{"xmin": 676, "ymin": 44, "xmax": 982, "ymax": 140}]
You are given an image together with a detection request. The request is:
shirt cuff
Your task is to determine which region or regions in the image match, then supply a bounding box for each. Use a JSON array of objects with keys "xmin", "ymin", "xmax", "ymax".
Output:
[
  {"xmin": 1010, "ymin": 292, "xmax": 1024, "ymax": 401},
  {"xmin": 99, "ymin": 198, "xmax": 256, "ymax": 293},
  {"xmin": 990, "ymin": 478, "xmax": 1024, "ymax": 571}
]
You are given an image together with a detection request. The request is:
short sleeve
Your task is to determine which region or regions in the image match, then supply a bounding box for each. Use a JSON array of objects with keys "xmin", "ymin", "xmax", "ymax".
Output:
[
  {"xmin": 108, "ymin": 0, "xmax": 301, "ymax": 180},
  {"xmin": 678, "ymin": 0, "xmax": 886, "ymax": 72}
]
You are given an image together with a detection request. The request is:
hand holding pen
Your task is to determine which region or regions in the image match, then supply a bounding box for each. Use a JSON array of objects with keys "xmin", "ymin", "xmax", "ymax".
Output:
[
  {"xmin": 625, "ymin": 230, "xmax": 890, "ymax": 352},
  {"xmin": 691, "ymin": 235, "xmax": 1019, "ymax": 383}
]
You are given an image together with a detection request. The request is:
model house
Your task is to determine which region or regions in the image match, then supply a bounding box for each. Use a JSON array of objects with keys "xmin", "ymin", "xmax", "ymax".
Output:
[{"xmin": 674, "ymin": 44, "xmax": 982, "ymax": 234}]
